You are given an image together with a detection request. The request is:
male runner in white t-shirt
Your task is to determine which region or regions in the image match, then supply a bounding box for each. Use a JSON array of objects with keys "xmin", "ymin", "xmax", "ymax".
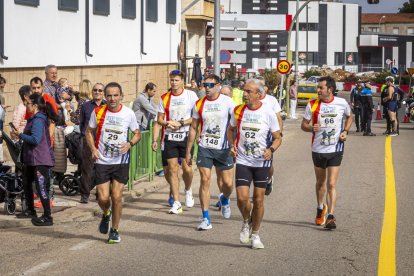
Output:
[
  {"xmin": 301, "ymin": 76, "xmax": 352, "ymax": 230},
  {"xmin": 227, "ymin": 79, "xmax": 282, "ymax": 249},
  {"xmin": 157, "ymin": 70, "xmax": 199, "ymax": 214},
  {"xmin": 86, "ymin": 82, "xmax": 141, "ymax": 243},
  {"xmin": 186, "ymin": 74, "xmax": 235, "ymax": 231}
]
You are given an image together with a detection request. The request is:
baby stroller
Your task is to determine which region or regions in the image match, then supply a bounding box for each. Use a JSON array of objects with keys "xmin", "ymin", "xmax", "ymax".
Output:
[
  {"xmin": 58, "ymin": 127, "xmax": 82, "ymax": 196},
  {"xmin": 0, "ymin": 131, "xmax": 24, "ymax": 215}
]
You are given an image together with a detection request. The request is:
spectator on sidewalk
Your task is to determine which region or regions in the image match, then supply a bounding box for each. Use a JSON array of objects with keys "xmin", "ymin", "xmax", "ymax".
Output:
[
  {"xmin": 11, "ymin": 85, "xmax": 31, "ymax": 137},
  {"xmin": 56, "ymin": 78, "xmax": 75, "ymax": 122},
  {"xmin": 361, "ymin": 83, "xmax": 376, "ymax": 136},
  {"xmin": 350, "ymin": 80, "xmax": 363, "ymax": 132},
  {"xmin": 132, "ymin": 82, "xmax": 157, "ymax": 131},
  {"xmin": 0, "ymin": 74, "xmax": 9, "ymax": 162},
  {"xmin": 289, "ymin": 80, "xmax": 298, "ymax": 119},
  {"xmin": 78, "ymin": 82, "xmax": 106, "ymax": 203},
  {"xmin": 220, "ymin": 85, "xmax": 233, "ymax": 98},
  {"xmin": 66, "ymin": 79, "xmax": 93, "ymax": 132}
]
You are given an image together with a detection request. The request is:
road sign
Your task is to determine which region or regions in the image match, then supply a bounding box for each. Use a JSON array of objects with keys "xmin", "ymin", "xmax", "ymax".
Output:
[
  {"xmin": 220, "ymin": 41, "xmax": 247, "ymax": 51},
  {"xmin": 220, "ymin": 50, "xmax": 231, "ymax": 64},
  {"xmin": 220, "ymin": 20, "xmax": 248, "ymax": 28},
  {"xmin": 391, "ymin": 67, "xmax": 398, "ymax": 74},
  {"xmin": 228, "ymin": 54, "xmax": 246, "ymax": 64},
  {"xmin": 220, "ymin": 30, "xmax": 247, "ymax": 39},
  {"xmin": 277, "ymin": 60, "xmax": 291, "ymax": 74},
  {"xmin": 386, "ymin": 59, "xmax": 392, "ymax": 65},
  {"xmin": 407, "ymin": 68, "xmax": 414, "ymax": 76}
]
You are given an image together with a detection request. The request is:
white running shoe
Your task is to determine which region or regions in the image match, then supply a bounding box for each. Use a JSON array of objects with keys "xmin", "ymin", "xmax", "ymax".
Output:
[
  {"xmin": 221, "ymin": 201, "xmax": 231, "ymax": 219},
  {"xmin": 185, "ymin": 189, "xmax": 194, "ymax": 208},
  {"xmin": 251, "ymin": 234, "xmax": 264, "ymax": 249},
  {"xmin": 240, "ymin": 221, "xmax": 251, "ymax": 244},
  {"xmin": 197, "ymin": 218, "xmax": 212, "ymax": 231},
  {"xmin": 168, "ymin": 201, "xmax": 183, "ymax": 214}
]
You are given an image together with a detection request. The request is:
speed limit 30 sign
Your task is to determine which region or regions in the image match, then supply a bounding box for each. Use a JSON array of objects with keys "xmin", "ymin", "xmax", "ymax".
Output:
[{"xmin": 277, "ymin": 60, "xmax": 291, "ymax": 74}]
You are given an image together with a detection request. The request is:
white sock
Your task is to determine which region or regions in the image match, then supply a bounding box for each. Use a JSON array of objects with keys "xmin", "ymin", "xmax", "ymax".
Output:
[{"xmin": 318, "ymin": 203, "xmax": 324, "ymax": 210}]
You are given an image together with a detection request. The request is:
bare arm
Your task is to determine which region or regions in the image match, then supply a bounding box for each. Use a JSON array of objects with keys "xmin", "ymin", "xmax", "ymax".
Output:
[
  {"xmin": 301, "ymin": 118, "xmax": 320, "ymax": 133},
  {"xmin": 387, "ymin": 86, "xmax": 394, "ymax": 101},
  {"xmin": 276, "ymin": 112, "xmax": 283, "ymax": 132},
  {"xmin": 119, "ymin": 129, "xmax": 141, "ymax": 154},
  {"xmin": 152, "ymin": 121, "xmax": 160, "ymax": 151},
  {"xmin": 185, "ymin": 118, "xmax": 199, "ymax": 165},
  {"xmin": 339, "ymin": 115, "xmax": 353, "ymax": 142},
  {"xmin": 227, "ymin": 125, "xmax": 237, "ymax": 158},
  {"xmin": 262, "ymin": 131, "xmax": 282, "ymax": 160}
]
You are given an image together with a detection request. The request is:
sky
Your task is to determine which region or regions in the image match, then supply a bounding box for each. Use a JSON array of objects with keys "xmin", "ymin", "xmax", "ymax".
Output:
[{"xmin": 342, "ymin": 0, "xmax": 407, "ymax": 13}]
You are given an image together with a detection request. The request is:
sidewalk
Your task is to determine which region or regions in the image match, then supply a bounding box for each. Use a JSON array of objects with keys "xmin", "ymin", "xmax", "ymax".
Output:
[{"xmin": 0, "ymin": 171, "xmax": 173, "ymax": 229}]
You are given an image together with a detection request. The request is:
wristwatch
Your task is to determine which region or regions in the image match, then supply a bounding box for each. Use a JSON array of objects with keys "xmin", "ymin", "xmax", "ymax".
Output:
[
  {"xmin": 343, "ymin": 130, "xmax": 349, "ymax": 135},
  {"xmin": 269, "ymin": 147, "xmax": 276, "ymax": 153},
  {"xmin": 129, "ymin": 141, "xmax": 134, "ymax": 147},
  {"xmin": 179, "ymin": 120, "xmax": 185, "ymax": 127}
]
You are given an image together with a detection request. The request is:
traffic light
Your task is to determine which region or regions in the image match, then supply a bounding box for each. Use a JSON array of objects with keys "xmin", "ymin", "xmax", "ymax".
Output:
[{"xmin": 367, "ymin": 0, "xmax": 379, "ymax": 4}]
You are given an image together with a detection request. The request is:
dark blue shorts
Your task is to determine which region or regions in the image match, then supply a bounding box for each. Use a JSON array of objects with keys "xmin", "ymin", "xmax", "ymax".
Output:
[
  {"xmin": 387, "ymin": 101, "xmax": 398, "ymax": 112},
  {"xmin": 196, "ymin": 147, "xmax": 233, "ymax": 170}
]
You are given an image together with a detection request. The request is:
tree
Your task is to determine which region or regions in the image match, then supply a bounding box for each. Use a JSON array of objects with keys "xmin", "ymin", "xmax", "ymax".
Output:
[{"xmin": 399, "ymin": 0, "xmax": 414, "ymax": 13}]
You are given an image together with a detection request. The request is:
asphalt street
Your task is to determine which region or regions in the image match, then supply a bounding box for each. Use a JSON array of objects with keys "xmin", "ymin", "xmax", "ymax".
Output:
[{"xmin": 0, "ymin": 104, "xmax": 413, "ymax": 276}]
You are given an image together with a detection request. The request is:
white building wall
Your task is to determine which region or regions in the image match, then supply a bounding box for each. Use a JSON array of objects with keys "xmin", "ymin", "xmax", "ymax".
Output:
[
  {"xmin": 1, "ymin": 0, "xmax": 180, "ymax": 68},
  {"xmin": 326, "ymin": 3, "xmax": 344, "ymax": 66},
  {"xmin": 345, "ymin": 4, "xmax": 359, "ymax": 53},
  {"xmin": 406, "ymin": 42, "xmax": 413, "ymax": 68}
]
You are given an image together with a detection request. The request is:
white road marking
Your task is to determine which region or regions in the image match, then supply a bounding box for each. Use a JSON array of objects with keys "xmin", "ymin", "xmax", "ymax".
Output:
[
  {"xmin": 69, "ymin": 240, "xmax": 95, "ymax": 251},
  {"xmin": 22, "ymin": 262, "xmax": 54, "ymax": 275},
  {"xmin": 138, "ymin": 210, "xmax": 152, "ymax": 216}
]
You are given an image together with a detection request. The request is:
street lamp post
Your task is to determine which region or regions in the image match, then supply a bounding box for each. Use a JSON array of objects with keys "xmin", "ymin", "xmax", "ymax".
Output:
[{"xmin": 378, "ymin": 15, "xmax": 386, "ymax": 33}]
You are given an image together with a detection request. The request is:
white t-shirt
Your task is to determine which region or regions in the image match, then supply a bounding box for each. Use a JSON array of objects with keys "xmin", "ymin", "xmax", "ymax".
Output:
[
  {"xmin": 230, "ymin": 103, "xmax": 280, "ymax": 167},
  {"xmin": 303, "ymin": 97, "xmax": 351, "ymax": 153},
  {"xmin": 157, "ymin": 89, "xmax": 198, "ymax": 140},
  {"xmin": 89, "ymin": 104, "xmax": 139, "ymax": 165},
  {"xmin": 192, "ymin": 94, "xmax": 235, "ymax": 150},
  {"xmin": 260, "ymin": 94, "xmax": 281, "ymax": 114}
]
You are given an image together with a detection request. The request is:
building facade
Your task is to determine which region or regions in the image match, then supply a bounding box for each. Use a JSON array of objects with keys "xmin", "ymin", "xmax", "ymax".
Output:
[
  {"xmin": 215, "ymin": 0, "xmax": 360, "ymax": 73},
  {"xmin": 0, "ymin": 0, "xmax": 181, "ymax": 111}
]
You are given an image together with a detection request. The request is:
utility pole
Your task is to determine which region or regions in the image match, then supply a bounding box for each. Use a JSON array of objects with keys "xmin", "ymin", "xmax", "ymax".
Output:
[
  {"xmin": 295, "ymin": 0, "xmax": 299, "ymax": 82},
  {"xmin": 214, "ymin": 0, "xmax": 221, "ymax": 75}
]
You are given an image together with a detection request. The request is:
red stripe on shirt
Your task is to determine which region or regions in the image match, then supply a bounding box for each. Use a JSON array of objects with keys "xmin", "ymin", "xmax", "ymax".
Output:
[
  {"xmin": 94, "ymin": 105, "xmax": 108, "ymax": 149},
  {"xmin": 234, "ymin": 104, "xmax": 246, "ymax": 149}
]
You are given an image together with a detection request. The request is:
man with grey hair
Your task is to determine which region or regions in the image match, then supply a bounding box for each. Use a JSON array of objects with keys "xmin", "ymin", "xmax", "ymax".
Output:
[
  {"xmin": 256, "ymin": 78, "xmax": 283, "ymax": 196},
  {"xmin": 43, "ymin": 65, "xmax": 59, "ymax": 99},
  {"xmin": 220, "ymin": 85, "xmax": 233, "ymax": 98},
  {"xmin": 227, "ymin": 78, "xmax": 282, "ymax": 249}
]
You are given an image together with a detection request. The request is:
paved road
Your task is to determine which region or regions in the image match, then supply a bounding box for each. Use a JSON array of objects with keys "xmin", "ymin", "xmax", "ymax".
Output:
[{"xmin": 0, "ymin": 106, "xmax": 413, "ymax": 276}]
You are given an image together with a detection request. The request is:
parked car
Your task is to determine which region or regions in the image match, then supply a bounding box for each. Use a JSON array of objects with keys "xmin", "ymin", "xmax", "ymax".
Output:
[
  {"xmin": 297, "ymin": 83, "xmax": 318, "ymax": 106},
  {"xmin": 307, "ymin": 76, "xmax": 321, "ymax": 84}
]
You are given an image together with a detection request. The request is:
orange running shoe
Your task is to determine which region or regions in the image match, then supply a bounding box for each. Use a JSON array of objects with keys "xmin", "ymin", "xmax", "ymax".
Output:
[
  {"xmin": 324, "ymin": 215, "xmax": 337, "ymax": 230},
  {"xmin": 315, "ymin": 204, "xmax": 327, "ymax": 225}
]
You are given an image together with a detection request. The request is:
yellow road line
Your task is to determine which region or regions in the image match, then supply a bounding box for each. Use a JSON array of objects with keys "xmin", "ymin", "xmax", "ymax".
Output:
[{"xmin": 378, "ymin": 136, "xmax": 397, "ymax": 276}]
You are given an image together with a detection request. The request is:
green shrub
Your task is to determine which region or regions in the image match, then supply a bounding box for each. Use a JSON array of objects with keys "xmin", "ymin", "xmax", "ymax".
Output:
[{"xmin": 303, "ymin": 70, "xmax": 321, "ymax": 79}]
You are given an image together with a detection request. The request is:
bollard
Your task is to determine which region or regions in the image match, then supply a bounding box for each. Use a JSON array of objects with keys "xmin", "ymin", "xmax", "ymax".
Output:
[{"xmin": 375, "ymin": 103, "xmax": 382, "ymax": 120}]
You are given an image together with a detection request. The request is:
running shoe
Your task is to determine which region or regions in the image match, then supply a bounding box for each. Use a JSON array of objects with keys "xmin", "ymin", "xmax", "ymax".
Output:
[
  {"xmin": 221, "ymin": 197, "xmax": 231, "ymax": 219},
  {"xmin": 215, "ymin": 193, "xmax": 223, "ymax": 210},
  {"xmin": 265, "ymin": 176, "xmax": 274, "ymax": 196},
  {"xmin": 31, "ymin": 215, "xmax": 53, "ymax": 226},
  {"xmin": 99, "ymin": 209, "xmax": 112, "ymax": 234},
  {"xmin": 389, "ymin": 132, "xmax": 398, "ymax": 137},
  {"xmin": 197, "ymin": 218, "xmax": 212, "ymax": 231},
  {"xmin": 324, "ymin": 215, "xmax": 337, "ymax": 230},
  {"xmin": 251, "ymin": 234, "xmax": 265, "ymax": 249},
  {"xmin": 16, "ymin": 209, "xmax": 37, "ymax": 219},
  {"xmin": 108, "ymin": 228, "xmax": 121, "ymax": 244},
  {"xmin": 168, "ymin": 194, "xmax": 174, "ymax": 207},
  {"xmin": 315, "ymin": 204, "xmax": 327, "ymax": 226},
  {"xmin": 240, "ymin": 220, "xmax": 252, "ymax": 244},
  {"xmin": 185, "ymin": 188, "xmax": 194, "ymax": 208},
  {"xmin": 168, "ymin": 201, "xmax": 183, "ymax": 214}
]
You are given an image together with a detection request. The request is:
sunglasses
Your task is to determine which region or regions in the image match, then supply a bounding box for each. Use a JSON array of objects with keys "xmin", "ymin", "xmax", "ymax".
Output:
[
  {"xmin": 170, "ymin": 70, "xmax": 181, "ymax": 75},
  {"xmin": 203, "ymin": 82, "xmax": 216, "ymax": 88},
  {"xmin": 93, "ymin": 88, "xmax": 103, "ymax": 92}
]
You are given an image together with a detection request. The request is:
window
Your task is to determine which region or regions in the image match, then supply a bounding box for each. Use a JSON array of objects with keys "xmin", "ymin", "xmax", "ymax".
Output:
[
  {"xmin": 93, "ymin": 0, "xmax": 110, "ymax": 16},
  {"xmin": 259, "ymin": 0, "xmax": 269, "ymax": 14},
  {"xmin": 146, "ymin": 0, "xmax": 158, "ymax": 22},
  {"xmin": 368, "ymin": 27, "xmax": 379, "ymax": 33},
  {"xmin": 346, "ymin": 52, "xmax": 357, "ymax": 65},
  {"xmin": 408, "ymin": 28, "xmax": 414, "ymax": 35},
  {"xmin": 122, "ymin": 0, "xmax": 136, "ymax": 19},
  {"xmin": 393, "ymin": 27, "xmax": 399, "ymax": 34},
  {"xmin": 14, "ymin": 0, "xmax": 39, "ymax": 7},
  {"xmin": 335, "ymin": 52, "xmax": 343, "ymax": 65},
  {"xmin": 166, "ymin": 0, "xmax": 176, "ymax": 24},
  {"xmin": 259, "ymin": 34, "xmax": 270, "ymax": 53},
  {"xmin": 58, "ymin": 0, "xmax": 78, "ymax": 12}
]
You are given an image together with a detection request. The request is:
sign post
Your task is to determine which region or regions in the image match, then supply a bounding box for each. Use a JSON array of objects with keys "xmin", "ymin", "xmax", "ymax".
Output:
[
  {"xmin": 277, "ymin": 60, "xmax": 291, "ymax": 116},
  {"xmin": 220, "ymin": 50, "xmax": 231, "ymax": 64}
]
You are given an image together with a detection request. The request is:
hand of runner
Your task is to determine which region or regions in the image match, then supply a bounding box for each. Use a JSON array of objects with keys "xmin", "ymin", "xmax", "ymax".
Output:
[
  {"xmin": 167, "ymin": 121, "xmax": 181, "ymax": 129},
  {"xmin": 91, "ymin": 149, "xmax": 101, "ymax": 160},
  {"xmin": 151, "ymin": 141, "xmax": 158, "ymax": 152},
  {"xmin": 312, "ymin": 123, "xmax": 321, "ymax": 132},
  {"xmin": 185, "ymin": 153, "xmax": 192, "ymax": 166},
  {"xmin": 119, "ymin": 142, "xmax": 131, "ymax": 154},
  {"xmin": 339, "ymin": 131, "xmax": 347, "ymax": 141},
  {"xmin": 262, "ymin": 148, "xmax": 272, "ymax": 160}
]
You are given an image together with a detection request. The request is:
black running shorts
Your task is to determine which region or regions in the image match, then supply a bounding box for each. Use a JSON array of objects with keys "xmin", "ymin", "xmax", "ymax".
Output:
[
  {"xmin": 94, "ymin": 164, "xmax": 129, "ymax": 185},
  {"xmin": 312, "ymin": 151, "xmax": 343, "ymax": 169},
  {"xmin": 162, "ymin": 136, "xmax": 193, "ymax": 164},
  {"xmin": 235, "ymin": 164, "xmax": 270, "ymax": 189}
]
